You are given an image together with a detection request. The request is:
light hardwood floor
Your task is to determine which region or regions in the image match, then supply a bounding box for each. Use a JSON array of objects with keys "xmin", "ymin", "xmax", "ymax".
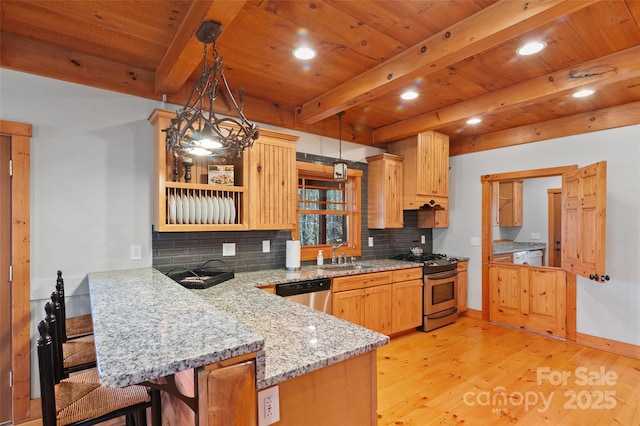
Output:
[
  {"xmin": 377, "ymin": 316, "xmax": 639, "ymax": 425},
  {"xmin": 16, "ymin": 317, "xmax": 639, "ymax": 426}
]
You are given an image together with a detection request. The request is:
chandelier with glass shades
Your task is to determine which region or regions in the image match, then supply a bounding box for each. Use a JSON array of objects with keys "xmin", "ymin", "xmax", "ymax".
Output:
[{"xmin": 165, "ymin": 20, "xmax": 259, "ymax": 158}]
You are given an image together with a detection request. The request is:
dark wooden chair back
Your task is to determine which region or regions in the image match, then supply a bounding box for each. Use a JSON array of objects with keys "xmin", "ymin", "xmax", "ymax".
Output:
[
  {"xmin": 36, "ymin": 320, "xmax": 57, "ymax": 426},
  {"xmin": 43, "ymin": 301, "xmax": 63, "ymax": 383},
  {"xmin": 55, "ymin": 270, "xmax": 69, "ymax": 342}
]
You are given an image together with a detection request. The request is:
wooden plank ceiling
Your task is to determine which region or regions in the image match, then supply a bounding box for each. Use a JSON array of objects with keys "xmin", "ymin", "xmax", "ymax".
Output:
[{"xmin": 1, "ymin": 0, "xmax": 639, "ymax": 155}]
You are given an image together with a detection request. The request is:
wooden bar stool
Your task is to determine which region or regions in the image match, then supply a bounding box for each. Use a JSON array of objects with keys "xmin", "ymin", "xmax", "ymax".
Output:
[
  {"xmin": 37, "ymin": 318, "xmax": 161, "ymax": 426},
  {"xmin": 56, "ymin": 270, "xmax": 94, "ymax": 340}
]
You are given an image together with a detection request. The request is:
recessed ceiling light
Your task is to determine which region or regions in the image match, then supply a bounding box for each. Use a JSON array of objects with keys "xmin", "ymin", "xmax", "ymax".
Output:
[
  {"xmin": 516, "ymin": 41, "xmax": 546, "ymax": 56},
  {"xmin": 293, "ymin": 46, "xmax": 316, "ymax": 60},
  {"xmin": 400, "ymin": 90, "xmax": 418, "ymax": 100},
  {"xmin": 466, "ymin": 117, "xmax": 482, "ymax": 125},
  {"xmin": 572, "ymin": 89, "xmax": 595, "ymax": 98}
]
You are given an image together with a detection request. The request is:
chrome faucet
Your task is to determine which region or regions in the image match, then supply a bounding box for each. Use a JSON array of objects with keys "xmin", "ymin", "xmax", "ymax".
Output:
[{"xmin": 331, "ymin": 242, "xmax": 346, "ymax": 264}]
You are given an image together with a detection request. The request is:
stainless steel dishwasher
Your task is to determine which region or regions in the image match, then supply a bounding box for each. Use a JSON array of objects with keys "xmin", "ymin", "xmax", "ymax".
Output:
[{"xmin": 275, "ymin": 277, "xmax": 331, "ymax": 314}]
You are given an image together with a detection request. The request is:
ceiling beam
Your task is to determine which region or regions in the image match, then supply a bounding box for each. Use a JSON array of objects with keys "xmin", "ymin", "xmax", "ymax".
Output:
[
  {"xmin": 155, "ymin": 0, "xmax": 247, "ymax": 94},
  {"xmin": 374, "ymin": 45, "xmax": 640, "ymax": 143},
  {"xmin": 449, "ymin": 101, "xmax": 640, "ymax": 156},
  {"xmin": 294, "ymin": 0, "xmax": 599, "ymax": 126},
  {"xmin": 0, "ymin": 32, "xmax": 159, "ymax": 100}
]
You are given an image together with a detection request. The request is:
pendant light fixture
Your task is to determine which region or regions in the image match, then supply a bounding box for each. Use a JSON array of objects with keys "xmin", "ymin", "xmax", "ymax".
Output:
[
  {"xmin": 333, "ymin": 111, "xmax": 348, "ymax": 181},
  {"xmin": 164, "ymin": 20, "xmax": 259, "ymax": 158}
]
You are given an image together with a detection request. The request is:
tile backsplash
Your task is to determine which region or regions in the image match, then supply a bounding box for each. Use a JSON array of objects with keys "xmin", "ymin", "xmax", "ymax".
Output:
[{"xmin": 152, "ymin": 154, "xmax": 432, "ymax": 273}]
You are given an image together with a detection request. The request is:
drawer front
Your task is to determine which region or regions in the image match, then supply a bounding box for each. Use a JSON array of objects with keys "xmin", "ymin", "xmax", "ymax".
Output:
[
  {"xmin": 392, "ymin": 267, "xmax": 422, "ymax": 282},
  {"xmin": 332, "ymin": 271, "xmax": 393, "ymax": 292}
]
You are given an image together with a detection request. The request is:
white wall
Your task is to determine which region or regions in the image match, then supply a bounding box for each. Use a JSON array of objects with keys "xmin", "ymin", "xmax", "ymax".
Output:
[{"xmin": 433, "ymin": 126, "xmax": 640, "ymax": 346}]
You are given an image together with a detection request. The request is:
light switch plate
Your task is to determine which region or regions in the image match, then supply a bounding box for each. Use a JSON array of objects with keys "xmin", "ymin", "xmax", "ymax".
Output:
[
  {"xmin": 470, "ymin": 237, "xmax": 480, "ymax": 246},
  {"xmin": 129, "ymin": 245, "xmax": 142, "ymax": 260},
  {"xmin": 368, "ymin": 236, "xmax": 374, "ymax": 247},
  {"xmin": 421, "ymin": 235, "xmax": 426, "ymax": 244},
  {"xmin": 531, "ymin": 232, "xmax": 541, "ymax": 240},
  {"xmin": 222, "ymin": 243, "xmax": 236, "ymax": 256},
  {"xmin": 262, "ymin": 240, "xmax": 270, "ymax": 253}
]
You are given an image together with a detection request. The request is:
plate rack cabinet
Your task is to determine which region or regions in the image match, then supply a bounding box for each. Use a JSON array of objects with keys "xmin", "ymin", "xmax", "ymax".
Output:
[{"xmin": 149, "ymin": 109, "xmax": 248, "ymax": 231}]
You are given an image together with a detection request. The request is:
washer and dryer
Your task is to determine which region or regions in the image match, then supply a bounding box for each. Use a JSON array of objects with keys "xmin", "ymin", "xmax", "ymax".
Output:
[{"xmin": 512, "ymin": 249, "xmax": 544, "ymax": 266}]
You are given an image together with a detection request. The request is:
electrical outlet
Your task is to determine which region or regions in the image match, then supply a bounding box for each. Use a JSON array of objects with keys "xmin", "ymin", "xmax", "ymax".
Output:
[
  {"xmin": 368, "ymin": 236, "xmax": 374, "ymax": 247},
  {"xmin": 258, "ymin": 386, "xmax": 280, "ymax": 426},
  {"xmin": 531, "ymin": 232, "xmax": 541, "ymax": 240},
  {"xmin": 222, "ymin": 243, "xmax": 236, "ymax": 256},
  {"xmin": 421, "ymin": 235, "xmax": 426, "ymax": 244},
  {"xmin": 129, "ymin": 245, "xmax": 142, "ymax": 260},
  {"xmin": 470, "ymin": 237, "xmax": 480, "ymax": 247},
  {"xmin": 262, "ymin": 240, "xmax": 270, "ymax": 253}
]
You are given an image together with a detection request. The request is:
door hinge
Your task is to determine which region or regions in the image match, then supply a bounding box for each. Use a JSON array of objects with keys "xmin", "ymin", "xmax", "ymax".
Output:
[
  {"xmin": 9, "ymin": 371, "xmax": 12, "ymax": 387},
  {"xmin": 8, "ymin": 265, "xmax": 12, "ymax": 282},
  {"xmin": 8, "ymin": 159, "xmax": 12, "ymax": 177}
]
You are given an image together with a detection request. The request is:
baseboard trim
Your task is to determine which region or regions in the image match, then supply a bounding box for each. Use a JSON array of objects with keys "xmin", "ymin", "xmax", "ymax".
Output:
[
  {"xmin": 460, "ymin": 308, "xmax": 482, "ymax": 319},
  {"xmin": 576, "ymin": 332, "xmax": 640, "ymax": 360}
]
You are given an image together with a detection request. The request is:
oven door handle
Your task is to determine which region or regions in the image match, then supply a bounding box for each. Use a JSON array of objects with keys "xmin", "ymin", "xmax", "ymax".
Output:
[
  {"xmin": 425, "ymin": 307, "xmax": 458, "ymax": 320},
  {"xmin": 426, "ymin": 270, "xmax": 458, "ymax": 280}
]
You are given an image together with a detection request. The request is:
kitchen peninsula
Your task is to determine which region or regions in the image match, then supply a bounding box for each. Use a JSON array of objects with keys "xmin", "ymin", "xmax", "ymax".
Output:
[{"xmin": 87, "ymin": 262, "xmax": 411, "ymax": 425}]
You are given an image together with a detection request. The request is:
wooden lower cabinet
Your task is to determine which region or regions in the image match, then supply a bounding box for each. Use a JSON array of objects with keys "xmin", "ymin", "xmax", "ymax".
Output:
[
  {"xmin": 160, "ymin": 355, "xmax": 257, "ymax": 426},
  {"xmin": 332, "ymin": 288, "xmax": 366, "ymax": 326},
  {"xmin": 333, "ymin": 267, "xmax": 422, "ymax": 335},
  {"xmin": 391, "ymin": 279, "xmax": 422, "ymax": 333},
  {"xmin": 492, "ymin": 252, "xmax": 513, "ymax": 263},
  {"xmin": 456, "ymin": 260, "xmax": 468, "ymax": 314},
  {"xmin": 364, "ymin": 284, "xmax": 392, "ymax": 334}
]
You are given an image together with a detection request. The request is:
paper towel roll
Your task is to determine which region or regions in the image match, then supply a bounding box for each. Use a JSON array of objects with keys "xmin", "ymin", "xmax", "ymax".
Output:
[{"xmin": 286, "ymin": 240, "xmax": 301, "ymax": 271}]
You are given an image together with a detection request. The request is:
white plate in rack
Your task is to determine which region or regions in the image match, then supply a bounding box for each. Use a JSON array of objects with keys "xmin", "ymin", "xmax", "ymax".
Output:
[
  {"xmin": 169, "ymin": 194, "xmax": 177, "ymax": 224},
  {"xmin": 182, "ymin": 194, "xmax": 189, "ymax": 224},
  {"xmin": 223, "ymin": 197, "xmax": 231, "ymax": 224},
  {"xmin": 195, "ymin": 196, "xmax": 201, "ymax": 224},
  {"xmin": 176, "ymin": 194, "xmax": 183, "ymax": 224},
  {"xmin": 212, "ymin": 196, "xmax": 220, "ymax": 224},
  {"xmin": 207, "ymin": 196, "xmax": 214, "ymax": 224},
  {"xmin": 229, "ymin": 199, "xmax": 236, "ymax": 224},
  {"xmin": 200, "ymin": 195, "xmax": 207, "ymax": 224},
  {"xmin": 189, "ymin": 195, "xmax": 196, "ymax": 224}
]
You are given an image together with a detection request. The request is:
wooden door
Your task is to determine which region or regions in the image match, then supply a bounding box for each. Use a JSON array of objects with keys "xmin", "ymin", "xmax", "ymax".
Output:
[
  {"xmin": 364, "ymin": 285, "xmax": 392, "ymax": 334},
  {"xmin": 562, "ymin": 162, "xmax": 608, "ymax": 280},
  {"xmin": 0, "ymin": 135, "xmax": 10, "ymax": 424},
  {"xmin": 547, "ymin": 188, "xmax": 562, "ymax": 267},
  {"xmin": 332, "ymin": 289, "xmax": 365, "ymax": 327},
  {"xmin": 0, "ymin": 121, "xmax": 31, "ymax": 424},
  {"xmin": 490, "ymin": 264, "xmax": 566, "ymax": 338}
]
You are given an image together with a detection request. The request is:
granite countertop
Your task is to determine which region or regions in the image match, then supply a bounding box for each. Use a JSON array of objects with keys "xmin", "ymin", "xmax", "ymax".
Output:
[
  {"xmin": 88, "ymin": 260, "xmax": 416, "ymax": 390},
  {"xmin": 493, "ymin": 241, "xmax": 547, "ymax": 254},
  {"xmin": 192, "ymin": 259, "xmax": 418, "ymax": 389},
  {"xmin": 88, "ymin": 268, "xmax": 264, "ymax": 388}
]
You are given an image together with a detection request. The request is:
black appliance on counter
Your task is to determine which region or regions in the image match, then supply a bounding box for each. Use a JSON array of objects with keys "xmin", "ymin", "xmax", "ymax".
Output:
[{"xmin": 392, "ymin": 253, "xmax": 459, "ymax": 332}]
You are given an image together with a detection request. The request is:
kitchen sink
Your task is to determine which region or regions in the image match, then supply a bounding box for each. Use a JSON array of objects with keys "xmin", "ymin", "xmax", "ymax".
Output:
[{"xmin": 319, "ymin": 264, "xmax": 374, "ymax": 271}]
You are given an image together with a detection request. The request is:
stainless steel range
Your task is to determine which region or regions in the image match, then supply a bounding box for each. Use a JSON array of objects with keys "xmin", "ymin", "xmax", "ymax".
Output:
[{"xmin": 393, "ymin": 253, "xmax": 459, "ymax": 331}]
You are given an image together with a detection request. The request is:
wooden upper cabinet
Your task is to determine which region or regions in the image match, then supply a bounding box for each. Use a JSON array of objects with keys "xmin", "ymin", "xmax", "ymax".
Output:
[
  {"xmin": 497, "ymin": 180, "xmax": 523, "ymax": 226},
  {"xmin": 388, "ymin": 131, "xmax": 449, "ymax": 228},
  {"xmin": 247, "ymin": 130, "xmax": 298, "ymax": 230},
  {"xmin": 562, "ymin": 161, "xmax": 608, "ymax": 281},
  {"xmin": 366, "ymin": 153, "xmax": 404, "ymax": 229},
  {"xmin": 149, "ymin": 108, "xmax": 298, "ymax": 232}
]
